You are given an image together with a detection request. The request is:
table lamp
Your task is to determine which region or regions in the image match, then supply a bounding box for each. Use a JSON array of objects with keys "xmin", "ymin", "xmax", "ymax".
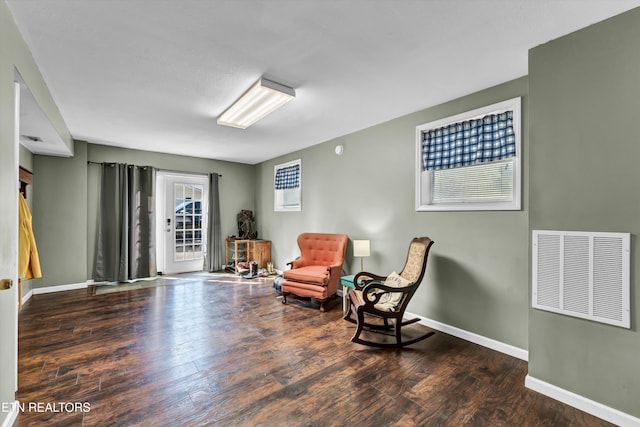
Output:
[{"xmin": 353, "ymin": 239, "xmax": 371, "ymax": 272}]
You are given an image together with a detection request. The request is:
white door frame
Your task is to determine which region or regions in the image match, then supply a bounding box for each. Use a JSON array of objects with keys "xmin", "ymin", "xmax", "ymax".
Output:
[
  {"xmin": 0, "ymin": 82, "xmax": 20, "ymax": 409},
  {"xmin": 156, "ymin": 172, "xmax": 208, "ymax": 275}
]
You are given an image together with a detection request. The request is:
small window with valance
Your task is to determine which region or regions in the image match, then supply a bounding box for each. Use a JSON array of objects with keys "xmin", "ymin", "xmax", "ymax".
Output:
[
  {"xmin": 274, "ymin": 159, "xmax": 301, "ymax": 211},
  {"xmin": 416, "ymin": 97, "xmax": 522, "ymax": 211}
]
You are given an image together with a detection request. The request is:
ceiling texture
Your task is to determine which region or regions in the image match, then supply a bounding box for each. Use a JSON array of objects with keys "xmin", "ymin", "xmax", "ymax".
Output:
[{"xmin": 7, "ymin": 0, "xmax": 640, "ymax": 164}]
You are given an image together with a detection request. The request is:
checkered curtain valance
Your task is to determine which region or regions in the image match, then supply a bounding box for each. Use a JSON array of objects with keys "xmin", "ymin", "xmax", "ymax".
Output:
[
  {"xmin": 422, "ymin": 111, "xmax": 516, "ymax": 171},
  {"xmin": 275, "ymin": 164, "xmax": 300, "ymax": 189}
]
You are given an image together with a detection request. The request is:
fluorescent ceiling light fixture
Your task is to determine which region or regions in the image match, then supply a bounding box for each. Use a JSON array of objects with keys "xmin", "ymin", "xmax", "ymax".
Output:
[{"xmin": 217, "ymin": 78, "xmax": 295, "ymax": 129}]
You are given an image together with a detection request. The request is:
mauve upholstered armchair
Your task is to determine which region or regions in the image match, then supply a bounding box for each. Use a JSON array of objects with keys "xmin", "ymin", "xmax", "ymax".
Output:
[{"xmin": 281, "ymin": 233, "xmax": 348, "ymax": 312}]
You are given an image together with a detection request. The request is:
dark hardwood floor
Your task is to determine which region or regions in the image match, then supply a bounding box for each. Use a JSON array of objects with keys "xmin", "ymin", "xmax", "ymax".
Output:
[{"xmin": 15, "ymin": 273, "xmax": 613, "ymax": 426}]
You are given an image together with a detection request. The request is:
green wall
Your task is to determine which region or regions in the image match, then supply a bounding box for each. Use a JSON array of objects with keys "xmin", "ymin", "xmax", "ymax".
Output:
[
  {"xmin": 31, "ymin": 143, "xmax": 88, "ymax": 288},
  {"xmin": 256, "ymin": 77, "xmax": 530, "ymax": 350},
  {"xmin": 29, "ymin": 142, "xmax": 255, "ymax": 289},
  {"xmin": 529, "ymin": 8, "xmax": 640, "ymax": 417}
]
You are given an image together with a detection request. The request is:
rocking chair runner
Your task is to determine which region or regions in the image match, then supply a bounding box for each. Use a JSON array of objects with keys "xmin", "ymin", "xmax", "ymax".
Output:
[{"xmin": 344, "ymin": 237, "xmax": 435, "ymax": 348}]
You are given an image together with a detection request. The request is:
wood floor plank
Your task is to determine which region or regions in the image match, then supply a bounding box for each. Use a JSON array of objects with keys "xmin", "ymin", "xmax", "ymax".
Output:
[{"xmin": 14, "ymin": 273, "xmax": 615, "ymax": 426}]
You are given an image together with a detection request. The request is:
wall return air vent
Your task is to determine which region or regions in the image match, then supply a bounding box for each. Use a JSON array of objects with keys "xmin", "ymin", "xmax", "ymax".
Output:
[{"xmin": 532, "ymin": 230, "xmax": 630, "ymax": 328}]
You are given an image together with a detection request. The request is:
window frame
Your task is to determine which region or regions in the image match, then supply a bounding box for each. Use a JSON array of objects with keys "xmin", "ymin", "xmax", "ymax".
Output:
[
  {"xmin": 274, "ymin": 158, "xmax": 302, "ymax": 212},
  {"xmin": 415, "ymin": 97, "xmax": 522, "ymax": 211}
]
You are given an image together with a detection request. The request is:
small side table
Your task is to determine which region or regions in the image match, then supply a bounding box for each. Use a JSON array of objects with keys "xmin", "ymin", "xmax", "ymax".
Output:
[{"xmin": 340, "ymin": 275, "xmax": 356, "ymax": 314}]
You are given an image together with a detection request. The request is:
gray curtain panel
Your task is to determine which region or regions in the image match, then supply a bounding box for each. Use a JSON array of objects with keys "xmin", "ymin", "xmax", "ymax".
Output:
[
  {"xmin": 204, "ymin": 172, "xmax": 222, "ymax": 272},
  {"xmin": 94, "ymin": 163, "xmax": 157, "ymax": 282}
]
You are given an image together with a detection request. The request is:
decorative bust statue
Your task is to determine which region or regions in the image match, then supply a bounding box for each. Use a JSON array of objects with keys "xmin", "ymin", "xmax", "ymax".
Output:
[{"xmin": 237, "ymin": 210, "xmax": 258, "ymax": 239}]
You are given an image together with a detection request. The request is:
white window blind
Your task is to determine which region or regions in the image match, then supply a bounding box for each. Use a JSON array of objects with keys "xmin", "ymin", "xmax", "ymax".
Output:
[
  {"xmin": 431, "ymin": 159, "xmax": 513, "ymax": 204},
  {"xmin": 276, "ymin": 187, "xmax": 301, "ymax": 208}
]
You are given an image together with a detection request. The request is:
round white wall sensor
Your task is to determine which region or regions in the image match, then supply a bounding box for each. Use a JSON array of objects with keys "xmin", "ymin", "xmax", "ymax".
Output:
[{"xmin": 335, "ymin": 145, "xmax": 344, "ymax": 155}]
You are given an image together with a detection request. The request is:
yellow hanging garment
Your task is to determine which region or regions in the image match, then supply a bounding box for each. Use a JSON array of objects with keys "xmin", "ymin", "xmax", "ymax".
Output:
[{"xmin": 18, "ymin": 193, "xmax": 42, "ymax": 280}]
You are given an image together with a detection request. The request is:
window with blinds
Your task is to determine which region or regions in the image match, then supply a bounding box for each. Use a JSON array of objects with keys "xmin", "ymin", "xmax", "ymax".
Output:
[
  {"xmin": 416, "ymin": 97, "xmax": 521, "ymax": 211},
  {"xmin": 274, "ymin": 159, "xmax": 301, "ymax": 212}
]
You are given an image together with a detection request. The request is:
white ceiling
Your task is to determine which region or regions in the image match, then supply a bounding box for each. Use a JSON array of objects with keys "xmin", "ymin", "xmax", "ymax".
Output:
[{"xmin": 8, "ymin": 0, "xmax": 640, "ymax": 165}]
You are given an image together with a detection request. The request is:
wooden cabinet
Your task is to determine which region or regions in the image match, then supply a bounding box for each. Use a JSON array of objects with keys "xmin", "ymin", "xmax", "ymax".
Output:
[
  {"xmin": 225, "ymin": 238, "xmax": 271, "ymax": 272},
  {"xmin": 250, "ymin": 240, "xmax": 271, "ymax": 269}
]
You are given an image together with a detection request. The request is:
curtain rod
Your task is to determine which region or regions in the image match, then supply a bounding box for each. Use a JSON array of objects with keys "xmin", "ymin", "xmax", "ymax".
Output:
[{"xmin": 87, "ymin": 161, "xmax": 222, "ymax": 177}]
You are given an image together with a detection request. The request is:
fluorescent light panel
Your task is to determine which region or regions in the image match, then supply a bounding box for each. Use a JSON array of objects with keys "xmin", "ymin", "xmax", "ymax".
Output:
[{"xmin": 217, "ymin": 78, "xmax": 295, "ymax": 129}]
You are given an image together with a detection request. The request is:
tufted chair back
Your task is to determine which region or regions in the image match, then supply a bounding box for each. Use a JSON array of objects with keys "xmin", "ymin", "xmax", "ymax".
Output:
[{"xmin": 293, "ymin": 233, "xmax": 348, "ymax": 268}]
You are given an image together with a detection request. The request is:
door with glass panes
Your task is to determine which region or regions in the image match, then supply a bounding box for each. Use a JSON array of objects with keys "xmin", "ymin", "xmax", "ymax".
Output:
[{"xmin": 163, "ymin": 174, "xmax": 208, "ymax": 274}]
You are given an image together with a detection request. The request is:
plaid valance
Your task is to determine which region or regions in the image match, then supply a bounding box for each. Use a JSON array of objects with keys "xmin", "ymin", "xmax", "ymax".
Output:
[
  {"xmin": 275, "ymin": 164, "xmax": 300, "ymax": 190},
  {"xmin": 422, "ymin": 111, "xmax": 515, "ymax": 171}
]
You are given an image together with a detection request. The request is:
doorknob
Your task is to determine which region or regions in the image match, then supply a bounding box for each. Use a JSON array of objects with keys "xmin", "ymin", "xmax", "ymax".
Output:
[{"xmin": 1, "ymin": 279, "xmax": 13, "ymax": 290}]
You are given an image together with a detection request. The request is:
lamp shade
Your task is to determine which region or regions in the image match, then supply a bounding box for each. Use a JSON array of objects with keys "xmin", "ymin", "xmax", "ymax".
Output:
[{"xmin": 353, "ymin": 240, "xmax": 370, "ymax": 257}]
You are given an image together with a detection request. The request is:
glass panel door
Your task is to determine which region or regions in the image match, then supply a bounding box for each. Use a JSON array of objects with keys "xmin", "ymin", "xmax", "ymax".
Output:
[
  {"xmin": 163, "ymin": 174, "xmax": 208, "ymax": 274},
  {"xmin": 174, "ymin": 182, "xmax": 204, "ymax": 261}
]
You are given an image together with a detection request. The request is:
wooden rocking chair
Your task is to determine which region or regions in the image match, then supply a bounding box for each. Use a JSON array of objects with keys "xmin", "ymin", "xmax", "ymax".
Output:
[{"xmin": 343, "ymin": 237, "xmax": 435, "ymax": 348}]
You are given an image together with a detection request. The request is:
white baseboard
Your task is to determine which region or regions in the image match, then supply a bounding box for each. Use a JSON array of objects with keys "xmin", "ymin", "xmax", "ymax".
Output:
[
  {"xmin": 22, "ymin": 281, "xmax": 90, "ymax": 305},
  {"xmin": 21, "ymin": 289, "xmax": 32, "ymax": 306},
  {"xmin": 1, "ymin": 401, "xmax": 19, "ymax": 427},
  {"xmin": 408, "ymin": 311, "xmax": 529, "ymax": 361},
  {"xmin": 31, "ymin": 281, "xmax": 88, "ymax": 295},
  {"xmin": 525, "ymin": 375, "xmax": 640, "ymax": 427}
]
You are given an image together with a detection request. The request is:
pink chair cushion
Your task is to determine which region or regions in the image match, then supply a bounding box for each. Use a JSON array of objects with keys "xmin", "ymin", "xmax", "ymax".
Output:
[{"xmin": 283, "ymin": 265, "xmax": 329, "ymax": 285}]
